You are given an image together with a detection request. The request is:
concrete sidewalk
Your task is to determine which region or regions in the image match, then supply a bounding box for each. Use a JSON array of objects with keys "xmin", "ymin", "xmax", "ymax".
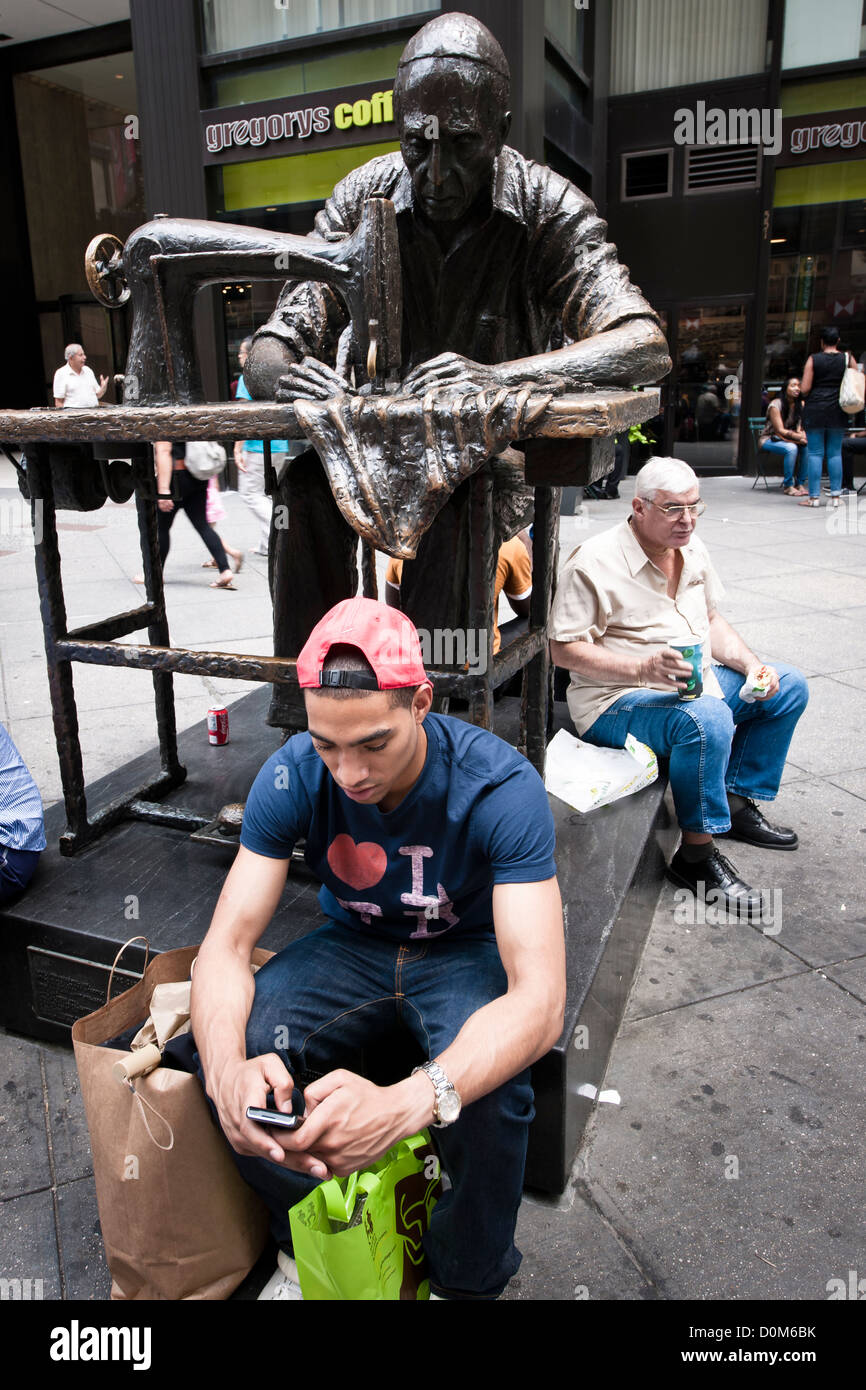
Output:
[{"xmin": 1, "ymin": 465, "xmax": 864, "ymax": 1300}]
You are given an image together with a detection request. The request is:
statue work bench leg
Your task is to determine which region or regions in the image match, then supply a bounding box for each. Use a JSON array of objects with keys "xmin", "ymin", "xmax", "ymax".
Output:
[{"xmin": 267, "ymin": 448, "xmax": 358, "ymax": 730}]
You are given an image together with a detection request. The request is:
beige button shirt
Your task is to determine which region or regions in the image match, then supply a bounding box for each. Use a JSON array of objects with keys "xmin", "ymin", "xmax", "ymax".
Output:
[{"xmin": 549, "ymin": 518, "xmax": 726, "ymax": 735}]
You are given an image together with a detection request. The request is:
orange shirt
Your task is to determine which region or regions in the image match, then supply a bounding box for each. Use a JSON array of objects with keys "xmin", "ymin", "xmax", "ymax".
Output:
[{"xmin": 385, "ymin": 536, "xmax": 532, "ymax": 654}]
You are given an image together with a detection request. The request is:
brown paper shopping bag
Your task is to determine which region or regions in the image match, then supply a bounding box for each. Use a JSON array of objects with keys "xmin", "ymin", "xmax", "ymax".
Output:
[{"xmin": 72, "ymin": 942, "xmax": 272, "ymax": 1301}]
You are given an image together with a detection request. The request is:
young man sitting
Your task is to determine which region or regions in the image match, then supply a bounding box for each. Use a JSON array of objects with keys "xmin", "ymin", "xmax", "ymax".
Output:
[{"xmin": 189, "ymin": 597, "xmax": 565, "ymax": 1300}]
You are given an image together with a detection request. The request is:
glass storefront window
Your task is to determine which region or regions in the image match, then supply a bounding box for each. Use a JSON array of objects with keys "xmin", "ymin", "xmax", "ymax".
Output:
[
  {"xmin": 763, "ymin": 163, "xmax": 866, "ymax": 394},
  {"xmin": 782, "ymin": 0, "xmax": 866, "ymax": 69},
  {"xmin": 671, "ymin": 303, "xmax": 748, "ymax": 471},
  {"xmin": 209, "ymin": 40, "xmax": 404, "ymax": 107},
  {"xmin": 545, "ymin": 0, "xmax": 586, "ymax": 66},
  {"xmin": 13, "ymin": 52, "xmax": 144, "ymax": 403},
  {"xmin": 202, "ymin": 0, "xmax": 439, "ymax": 56}
]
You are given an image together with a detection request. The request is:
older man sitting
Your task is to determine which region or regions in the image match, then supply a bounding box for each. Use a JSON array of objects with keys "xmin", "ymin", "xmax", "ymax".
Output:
[{"xmin": 549, "ymin": 458, "xmax": 809, "ymax": 918}]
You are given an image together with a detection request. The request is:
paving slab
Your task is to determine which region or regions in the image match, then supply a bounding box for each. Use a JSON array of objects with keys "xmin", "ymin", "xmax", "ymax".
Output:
[
  {"xmin": 780, "ymin": 759, "xmax": 812, "ymax": 785},
  {"xmin": 581, "ymin": 971, "xmax": 865, "ymax": 1300},
  {"xmin": 502, "ymin": 1184, "xmax": 657, "ymax": 1300},
  {"xmin": 623, "ymin": 879, "xmax": 808, "ymax": 1021},
  {"xmin": 712, "ymin": 583, "xmax": 813, "ymax": 625},
  {"xmin": 55, "ymin": 1177, "xmax": 111, "ymax": 1301},
  {"xmin": 827, "ymin": 666, "xmax": 866, "ymax": 694},
  {"xmin": 786, "ymin": 674, "xmax": 866, "ymax": 776},
  {"xmin": 0, "ymin": 1033, "xmax": 51, "ymax": 1198},
  {"xmin": 0, "ymin": 1190, "xmax": 61, "ymax": 1299},
  {"xmin": 751, "ymin": 534, "xmax": 866, "ymax": 571},
  {"xmin": 41, "ymin": 1044, "xmax": 93, "ymax": 1186},
  {"xmin": 745, "ymin": 568, "xmax": 866, "ymax": 612},
  {"xmin": 822, "ymin": 957, "xmax": 866, "ymax": 1005},
  {"xmin": 708, "ymin": 776, "xmax": 866, "ymax": 966},
  {"xmin": 700, "ymin": 543, "xmax": 817, "ymax": 581},
  {"xmin": 725, "ymin": 611, "xmax": 866, "ymax": 678},
  {"xmin": 826, "ymin": 767, "xmax": 866, "ymax": 801}
]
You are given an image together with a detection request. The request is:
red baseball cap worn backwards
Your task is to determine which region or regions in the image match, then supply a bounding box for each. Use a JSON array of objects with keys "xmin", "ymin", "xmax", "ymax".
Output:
[{"xmin": 297, "ymin": 597, "xmax": 429, "ymax": 691}]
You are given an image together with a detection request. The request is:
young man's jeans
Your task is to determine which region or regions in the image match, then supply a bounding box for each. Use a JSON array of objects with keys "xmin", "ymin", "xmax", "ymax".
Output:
[
  {"xmin": 194, "ymin": 922, "xmax": 533, "ymax": 1300},
  {"xmin": 581, "ymin": 663, "xmax": 808, "ymax": 834},
  {"xmin": 805, "ymin": 428, "xmax": 844, "ymax": 498},
  {"xmin": 759, "ymin": 438, "xmax": 806, "ymax": 488}
]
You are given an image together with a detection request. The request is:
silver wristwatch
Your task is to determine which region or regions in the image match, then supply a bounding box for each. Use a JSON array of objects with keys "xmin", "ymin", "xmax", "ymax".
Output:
[{"xmin": 412, "ymin": 1060, "xmax": 462, "ymax": 1128}]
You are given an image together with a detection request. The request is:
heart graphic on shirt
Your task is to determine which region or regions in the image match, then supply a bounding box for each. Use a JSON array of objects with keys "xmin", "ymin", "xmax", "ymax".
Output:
[{"xmin": 326, "ymin": 834, "xmax": 387, "ymax": 891}]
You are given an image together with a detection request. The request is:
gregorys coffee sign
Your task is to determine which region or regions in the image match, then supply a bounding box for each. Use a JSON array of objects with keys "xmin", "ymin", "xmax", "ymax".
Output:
[
  {"xmin": 202, "ymin": 83, "xmax": 395, "ymax": 165},
  {"xmin": 777, "ymin": 107, "xmax": 866, "ymax": 166}
]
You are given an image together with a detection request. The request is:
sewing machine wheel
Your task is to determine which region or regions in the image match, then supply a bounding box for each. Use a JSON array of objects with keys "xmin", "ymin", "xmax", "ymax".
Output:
[{"xmin": 85, "ymin": 233, "xmax": 130, "ymax": 308}]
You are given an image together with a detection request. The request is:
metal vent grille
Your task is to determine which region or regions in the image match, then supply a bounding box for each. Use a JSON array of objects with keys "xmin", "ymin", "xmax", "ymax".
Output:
[
  {"xmin": 621, "ymin": 149, "xmax": 672, "ymax": 200},
  {"xmin": 686, "ymin": 143, "xmax": 760, "ymax": 192}
]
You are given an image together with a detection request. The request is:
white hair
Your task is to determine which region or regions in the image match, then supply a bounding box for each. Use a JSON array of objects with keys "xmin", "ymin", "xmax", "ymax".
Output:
[
  {"xmin": 64, "ymin": 343, "xmax": 84, "ymax": 361},
  {"xmin": 634, "ymin": 456, "xmax": 698, "ymax": 501}
]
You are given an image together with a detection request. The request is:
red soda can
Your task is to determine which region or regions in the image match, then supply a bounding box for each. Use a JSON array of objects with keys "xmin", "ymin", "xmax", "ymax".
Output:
[{"xmin": 207, "ymin": 706, "xmax": 229, "ymax": 745}]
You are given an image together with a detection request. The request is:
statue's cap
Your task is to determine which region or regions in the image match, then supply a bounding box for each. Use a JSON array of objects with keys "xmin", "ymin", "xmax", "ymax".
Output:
[
  {"xmin": 397, "ymin": 12, "xmax": 509, "ymax": 80},
  {"xmin": 297, "ymin": 598, "xmax": 428, "ymax": 691}
]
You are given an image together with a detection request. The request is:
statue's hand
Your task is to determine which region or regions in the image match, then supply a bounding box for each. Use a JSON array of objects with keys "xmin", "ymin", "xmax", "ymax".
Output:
[
  {"xmin": 276, "ymin": 357, "xmax": 351, "ymax": 402},
  {"xmin": 401, "ymin": 353, "xmax": 503, "ymax": 396}
]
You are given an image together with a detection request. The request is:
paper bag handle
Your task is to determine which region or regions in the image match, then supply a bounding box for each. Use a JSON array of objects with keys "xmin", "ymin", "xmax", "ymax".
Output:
[{"xmin": 106, "ymin": 935, "xmax": 151, "ymax": 1005}]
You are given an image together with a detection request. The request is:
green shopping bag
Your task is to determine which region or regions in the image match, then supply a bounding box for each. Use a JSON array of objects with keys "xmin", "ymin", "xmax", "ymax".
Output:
[{"xmin": 288, "ymin": 1131, "xmax": 443, "ymax": 1300}]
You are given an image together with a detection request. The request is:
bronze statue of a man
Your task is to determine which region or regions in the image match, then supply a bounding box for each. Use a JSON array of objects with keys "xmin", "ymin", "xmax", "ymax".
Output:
[{"xmin": 245, "ymin": 11, "xmax": 670, "ymax": 731}]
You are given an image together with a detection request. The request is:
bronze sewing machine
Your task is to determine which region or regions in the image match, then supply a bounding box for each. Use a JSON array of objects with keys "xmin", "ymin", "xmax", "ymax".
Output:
[{"xmin": 85, "ymin": 196, "xmax": 402, "ymax": 406}]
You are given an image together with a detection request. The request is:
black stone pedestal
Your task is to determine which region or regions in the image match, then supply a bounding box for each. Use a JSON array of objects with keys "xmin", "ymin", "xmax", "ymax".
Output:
[{"xmin": 0, "ymin": 688, "xmax": 671, "ymax": 1194}]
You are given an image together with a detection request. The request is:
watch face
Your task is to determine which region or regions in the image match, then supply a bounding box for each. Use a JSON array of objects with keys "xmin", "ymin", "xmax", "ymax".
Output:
[{"xmin": 438, "ymin": 1088, "xmax": 462, "ymax": 1124}]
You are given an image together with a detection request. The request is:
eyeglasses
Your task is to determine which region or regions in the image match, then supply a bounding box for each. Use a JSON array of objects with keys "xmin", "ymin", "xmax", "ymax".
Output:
[{"xmin": 649, "ymin": 501, "xmax": 706, "ymax": 519}]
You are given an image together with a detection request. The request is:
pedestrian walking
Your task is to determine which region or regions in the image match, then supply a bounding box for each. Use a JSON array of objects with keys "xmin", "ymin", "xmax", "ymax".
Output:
[
  {"xmin": 134, "ymin": 441, "xmax": 242, "ymax": 589},
  {"xmin": 233, "ymin": 338, "xmax": 290, "ymax": 556}
]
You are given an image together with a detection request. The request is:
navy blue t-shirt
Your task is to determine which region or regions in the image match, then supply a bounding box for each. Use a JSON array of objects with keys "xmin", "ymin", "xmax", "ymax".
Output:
[{"xmin": 240, "ymin": 713, "xmax": 556, "ymax": 943}]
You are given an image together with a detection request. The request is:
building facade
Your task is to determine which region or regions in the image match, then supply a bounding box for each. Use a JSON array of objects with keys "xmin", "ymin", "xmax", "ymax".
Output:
[
  {"xmin": 3, "ymin": 0, "xmax": 863, "ymax": 476},
  {"xmin": 604, "ymin": 0, "xmax": 866, "ymax": 472}
]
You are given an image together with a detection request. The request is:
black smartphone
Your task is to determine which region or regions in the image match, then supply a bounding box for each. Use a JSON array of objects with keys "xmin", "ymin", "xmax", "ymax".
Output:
[{"xmin": 245, "ymin": 1105, "xmax": 305, "ymax": 1131}]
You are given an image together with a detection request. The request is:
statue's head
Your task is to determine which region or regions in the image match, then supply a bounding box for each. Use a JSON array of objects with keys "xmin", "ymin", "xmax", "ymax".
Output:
[{"xmin": 394, "ymin": 13, "xmax": 511, "ymax": 222}]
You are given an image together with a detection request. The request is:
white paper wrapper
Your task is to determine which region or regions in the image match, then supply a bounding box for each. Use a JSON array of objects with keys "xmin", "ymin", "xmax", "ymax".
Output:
[{"xmin": 544, "ymin": 728, "xmax": 658, "ymax": 814}]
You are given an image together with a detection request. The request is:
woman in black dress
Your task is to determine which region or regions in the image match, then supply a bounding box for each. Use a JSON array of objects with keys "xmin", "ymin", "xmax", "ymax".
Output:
[{"xmin": 798, "ymin": 327, "xmax": 857, "ymax": 507}]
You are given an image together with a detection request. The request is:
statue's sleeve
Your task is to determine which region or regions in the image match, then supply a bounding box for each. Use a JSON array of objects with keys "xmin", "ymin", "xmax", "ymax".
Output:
[
  {"xmin": 250, "ymin": 184, "xmax": 358, "ymax": 365},
  {"xmin": 251, "ymin": 154, "xmax": 400, "ymax": 366},
  {"xmin": 530, "ymin": 171, "xmax": 660, "ymax": 343}
]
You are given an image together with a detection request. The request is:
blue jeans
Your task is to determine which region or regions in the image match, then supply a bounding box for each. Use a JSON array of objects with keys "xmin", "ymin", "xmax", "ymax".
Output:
[
  {"xmin": 805, "ymin": 428, "xmax": 843, "ymax": 498},
  {"xmin": 759, "ymin": 438, "xmax": 806, "ymax": 488},
  {"xmin": 582, "ymin": 663, "xmax": 809, "ymax": 834},
  {"xmin": 194, "ymin": 922, "xmax": 533, "ymax": 1299},
  {"xmin": 0, "ymin": 845, "xmax": 41, "ymax": 905}
]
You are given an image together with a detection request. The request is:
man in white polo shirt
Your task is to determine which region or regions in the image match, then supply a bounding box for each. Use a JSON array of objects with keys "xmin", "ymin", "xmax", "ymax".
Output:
[
  {"xmin": 52, "ymin": 344, "xmax": 108, "ymax": 408},
  {"xmin": 549, "ymin": 457, "xmax": 809, "ymax": 920}
]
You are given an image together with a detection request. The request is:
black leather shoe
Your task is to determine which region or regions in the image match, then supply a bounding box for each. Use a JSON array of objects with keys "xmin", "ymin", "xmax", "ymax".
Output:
[
  {"xmin": 666, "ymin": 847, "xmax": 765, "ymax": 920},
  {"xmin": 718, "ymin": 798, "xmax": 798, "ymax": 850}
]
